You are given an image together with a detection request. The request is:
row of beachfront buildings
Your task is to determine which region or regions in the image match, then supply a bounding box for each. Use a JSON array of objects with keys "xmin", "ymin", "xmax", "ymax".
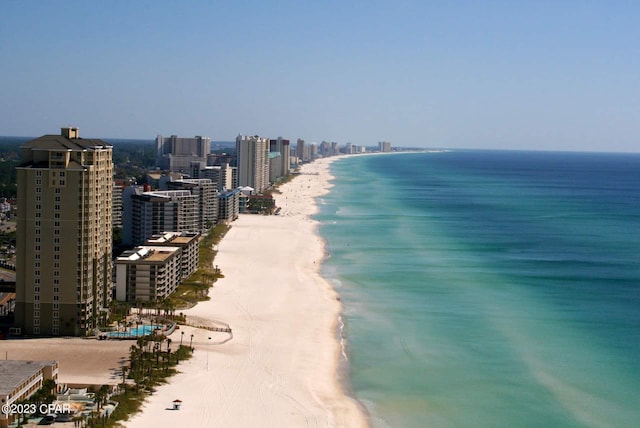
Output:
[{"xmin": 10, "ymin": 128, "xmax": 383, "ymax": 337}]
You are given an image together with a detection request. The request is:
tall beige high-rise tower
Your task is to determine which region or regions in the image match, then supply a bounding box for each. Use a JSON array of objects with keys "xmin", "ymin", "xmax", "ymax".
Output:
[
  {"xmin": 236, "ymin": 134, "xmax": 270, "ymax": 193},
  {"xmin": 15, "ymin": 127, "xmax": 113, "ymax": 336}
]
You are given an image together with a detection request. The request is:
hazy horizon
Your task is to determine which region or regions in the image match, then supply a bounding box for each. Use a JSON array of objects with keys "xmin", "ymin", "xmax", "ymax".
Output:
[{"xmin": 2, "ymin": 1, "xmax": 639, "ymax": 152}]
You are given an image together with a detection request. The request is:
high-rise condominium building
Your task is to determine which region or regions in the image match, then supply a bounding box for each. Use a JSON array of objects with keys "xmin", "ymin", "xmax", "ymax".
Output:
[
  {"xmin": 15, "ymin": 127, "xmax": 113, "ymax": 336},
  {"xmin": 378, "ymin": 141, "xmax": 392, "ymax": 152},
  {"xmin": 269, "ymin": 137, "xmax": 290, "ymax": 181},
  {"xmin": 167, "ymin": 179, "xmax": 218, "ymax": 231},
  {"xmin": 236, "ymin": 135, "xmax": 270, "ymax": 193},
  {"xmin": 156, "ymin": 134, "xmax": 210, "ymax": 172},
  {"xmin": 130, "ymin": 190, "xmax": 198, "ymax": 246},
  {"xmin": 296, "ymin": 138, "xmax": 306, "ymax": 162}
]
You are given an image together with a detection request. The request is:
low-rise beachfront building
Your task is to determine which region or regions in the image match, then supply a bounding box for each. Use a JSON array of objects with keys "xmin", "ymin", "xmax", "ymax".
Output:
[
  {"xmin": 0, "ymin": 360, "xmax": 58, "ymax": 428},
  {"xmin": 145, "ymin": 232, "xmax": 199, "ymax": 281},
  {"xmin": 115, "ymin": 246, "xmax": 182, "ymax": 302}
]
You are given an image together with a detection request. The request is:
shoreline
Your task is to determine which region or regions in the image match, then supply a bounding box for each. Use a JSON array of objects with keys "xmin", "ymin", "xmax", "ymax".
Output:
[{"xmin": 124, "ymin": 155, "xmax": 369, "ymax": 427}]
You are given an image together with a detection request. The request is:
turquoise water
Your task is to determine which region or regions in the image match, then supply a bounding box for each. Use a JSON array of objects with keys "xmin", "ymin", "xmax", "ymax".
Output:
[
  {"xmin": 106, "ymin": 324, "xmax": 162, "ymax": 338},
  {"xmin": 318, "ymin": 151, "xmax": 640, "ymax": 427}
]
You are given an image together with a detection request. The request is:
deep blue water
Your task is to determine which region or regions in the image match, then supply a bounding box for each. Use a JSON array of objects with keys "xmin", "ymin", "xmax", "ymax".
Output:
[{"xmin": 318, "ymin": 150, "xmax": 640, "ymax": 428}]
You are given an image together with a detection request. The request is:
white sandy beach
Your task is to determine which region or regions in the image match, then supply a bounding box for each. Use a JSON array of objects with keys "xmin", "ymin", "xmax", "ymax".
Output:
[{"xmin": 125, "ymin": 157, "xmax": 368, "ymax": 427}]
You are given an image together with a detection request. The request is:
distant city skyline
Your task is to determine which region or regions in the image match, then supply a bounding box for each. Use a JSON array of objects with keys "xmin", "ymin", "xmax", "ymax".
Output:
[{"xmin": 2, "ymin": 1, "xmax": 639, "ymax": 152}]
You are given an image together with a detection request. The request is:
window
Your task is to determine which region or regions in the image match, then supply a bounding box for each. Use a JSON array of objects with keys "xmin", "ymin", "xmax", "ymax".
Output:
[
  {"xmin": 53, "ymin": 295, "xmax": 59, "ymax": 301},
  {"xmin": 53, "ymin": 303, "xmax": 59, "ymax": 310},
  {"xmin": 53, "ymin": 311, "xmax": 59, "ymax": 318},
  {"xmin": 34, "ymin": 327, "xmax": 40, "ymax": 334},
  {"xmin": 55, "ymin": 188, "xmax": 61, "ymax": 194},
  {"xmin": 33, "ymin": 311, "xmax": 40, "ymax": 318},
  {"xmin": 34, "ymin": 319, "xmax": 40, "ymax": 326},
  {"xmin": 53, "ymin": 287, "xmax": 59, "ymax": 293},
  {"xmin": 52, "ymin": 327, "xmax": 59, "ymax": 335},
  {"xmin": 53, "ymin": 319, "xmax": 59, "ymax": 326},
  {"xmin": 34, "ymin": 303, "xmax": 40, "ymax": 309}
]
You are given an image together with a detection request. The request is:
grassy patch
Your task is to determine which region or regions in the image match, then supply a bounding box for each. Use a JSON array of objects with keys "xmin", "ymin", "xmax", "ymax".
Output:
[{"xmin": 166, "ymin": 224, "xmax": 229, "ymax": 309}]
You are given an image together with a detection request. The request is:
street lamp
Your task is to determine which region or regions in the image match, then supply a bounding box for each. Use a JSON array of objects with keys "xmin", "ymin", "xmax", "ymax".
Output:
[
  {"xmin": 190, "ymin": 334, "xmax": 194, "ymax": 352},
  {"xmin": 180, "ymin": 331, "xmax": 184, "ymax": 346},
  {"xmin": 206, "ymin": 337, "xmax": 211, "ymax": 371}
]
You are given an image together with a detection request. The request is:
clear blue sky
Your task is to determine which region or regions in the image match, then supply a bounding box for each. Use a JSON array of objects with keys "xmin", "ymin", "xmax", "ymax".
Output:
[{"xmin": 1, "ymin": 1, "xmax": 638, "ymax": 151}]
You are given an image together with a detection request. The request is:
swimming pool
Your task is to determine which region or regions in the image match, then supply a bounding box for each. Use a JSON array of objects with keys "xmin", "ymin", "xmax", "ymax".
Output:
[{"xmin": 105, "ymin": 324, "xmax": 163, "ymax": 338}]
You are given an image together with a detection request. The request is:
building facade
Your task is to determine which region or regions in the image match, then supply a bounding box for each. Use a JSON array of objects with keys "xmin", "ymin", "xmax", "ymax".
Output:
[
  {"xmin": 15, "ymin": 127, "xmax": 113, "ymax": 336},
  {"xmin": 145, "ymin": 232, "xmax": 199, "ymax": 281},
  {"xmin": 218, "ymin": 188, "xmax": 240, "ymax": 223},
  {"xmin": 269, "ymin": 137, "xmax": 290, "ymax": 181},
  {"xmin": 166, "ymin": 179, "xmax": 217, "ymax": 231},
  {"xmin": 156, "ymin": 134, "xmax": 210, "ymax": 172},
  {"xmin": 130, "ymin": 190, "xmax": 198, "ymax": 246},
  {"xmin": 198, "ymin": 163, "xmax": 237, "ymax": 192},
  {"xmin": 378, "ymin": 141, "xmax": 392, "ymax": 152},
  {"xmin": 112, "ymin": 183, "xmax": 123, "ymax": 228},
  {"xmin": 115, "ymin": 246, "xmax": 181, "ymax": 302},
  {"xmin": 236, "ymin": 135, "xmax": 270, "ymax": 193}
]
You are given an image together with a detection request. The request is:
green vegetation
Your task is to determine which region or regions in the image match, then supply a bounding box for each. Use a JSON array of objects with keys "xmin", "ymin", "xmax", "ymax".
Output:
[
  {"xmin": 95, "ymin": 338, "xmax": 193, "ymax": 427},
  {"xmin": 167, "ymin": 224, "xmax": 229, "ymax": 309},
  {"xmin": 246, "ymin": 196, "xmax": 276, "ymax": 214},
  {"xmin": 267, "ymin": 173, "xmax": 296, "ymax": 194}
]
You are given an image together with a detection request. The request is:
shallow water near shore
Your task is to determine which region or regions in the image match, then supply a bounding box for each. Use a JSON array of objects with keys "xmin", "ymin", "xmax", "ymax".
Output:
[{"xmin": 318, "ymin": 150, "xmax": 640, "ymax": 427}]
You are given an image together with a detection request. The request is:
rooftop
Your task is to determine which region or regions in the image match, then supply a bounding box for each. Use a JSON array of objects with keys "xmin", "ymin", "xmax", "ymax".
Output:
[{"xmin": 0, "ymin": 360, "xmax": 58, "ymax": 396}]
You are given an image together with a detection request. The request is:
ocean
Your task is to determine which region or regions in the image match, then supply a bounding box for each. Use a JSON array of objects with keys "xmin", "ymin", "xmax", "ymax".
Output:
[{"xmin": 317, "ymin": 150, "xmax": 640, "ymax": 428}]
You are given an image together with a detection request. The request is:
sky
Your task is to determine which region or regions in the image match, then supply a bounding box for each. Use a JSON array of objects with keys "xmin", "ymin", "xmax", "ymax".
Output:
[{"xmin": 1, "ymin": 1, "xmax": 639, "ymax": 152}]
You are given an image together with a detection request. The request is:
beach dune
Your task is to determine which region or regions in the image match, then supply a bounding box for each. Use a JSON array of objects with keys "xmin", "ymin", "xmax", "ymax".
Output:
[{"xmin": 125, "ymin": 157, "xmax": 367, "ymax": 427}]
